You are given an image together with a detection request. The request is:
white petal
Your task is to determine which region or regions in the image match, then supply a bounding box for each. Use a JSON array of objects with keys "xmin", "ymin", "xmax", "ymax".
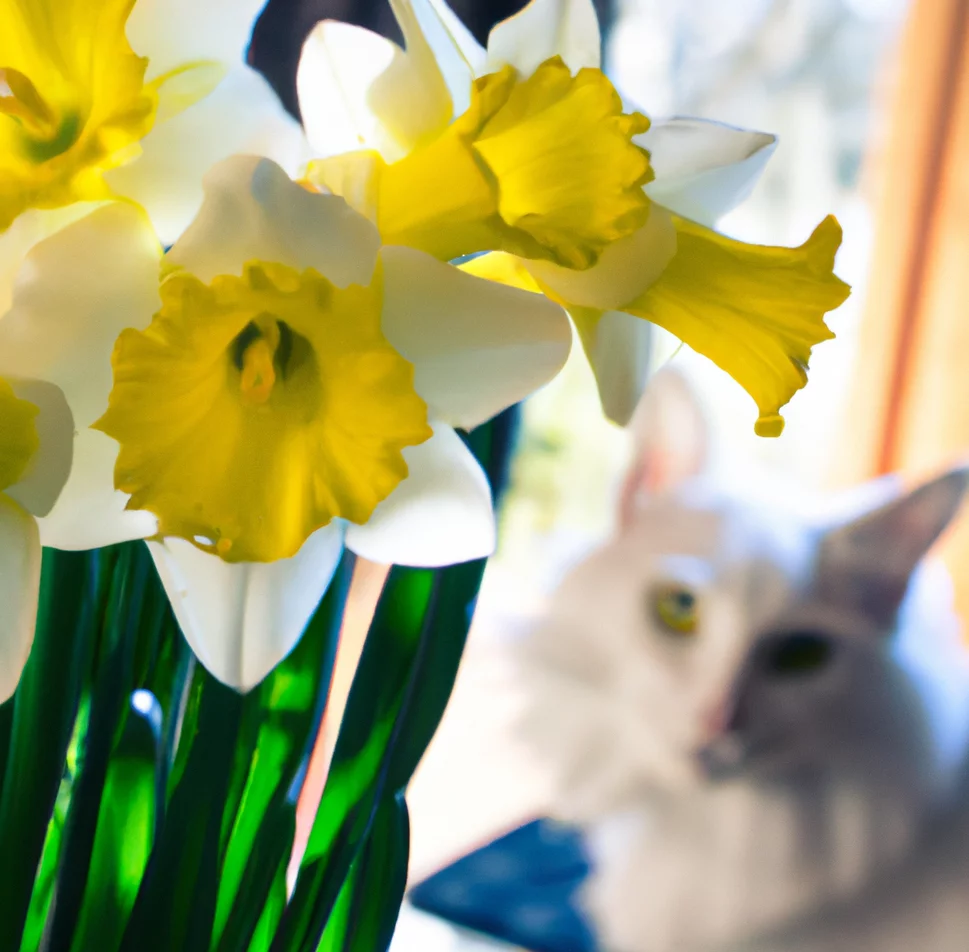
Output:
[
  {"xmin": 298, "ymin": 10, "xmax": 453, "ymax": 162},
  {"xmin": 166, "ymin": 155, "xmax": 380, "ymax": 287},
  {"xmin": 126, "ymin": 0, "xmax": 268, "ymax": 80},
  {"xmin": 486, "ymin": 0, "xmax": 601, "ymax": 75},
  {"xmin": 0, "ymin": 495, "xmax": 41, "ymax": 702},
  {"xmin": 583, "ymin": 310, "xmax": 653, "ymax": 426},
  {"xmin": 297, "ymin": 21, "xmax": 399, "ymax": 158},
  {"xmin": 0, "ymin": 204, "xmax": 103, "ymax": 319},
  {"xmin": 422, "ymin": 0, "xmax": 487, "ymax": 77},
  {"xmin": 297, "ymin": 3, "xmax": 477, "ymax": 160},
  {"xmin": 525, "ymin": 203, "xmax": 677, "ymax": 310},
  {"xmin": 37, "ymin": 429, "xmax": 157, "ymax": 550},
  {"xmin": 392, "ymin": 0, "xmax": 479, "ymax": 113},
  {"xmin": 0, "ymin": 203, "xmax": 162, "ymax": 427},
  {"xmin": 346, "ymin": 423, "xmax": 494, "ymax": 566},
  {"xmin": 147, "ymin": 524, "xmax": 346, "ymax": 692},
  {"xmin": 639, "ymin": 118, "xmax": 776, "ymax": 226},
  {"xmin": 380, "ymin": 246, "xmax": 571, "ymax": 429},
  {"xmin": 106, "ymin": 66, "xmax": 308, "ymax": 246},
  {"xmin": 371, "ymin": 0, "xmax": 457, "ymax": 152},
  {"xmin": 4, "ymin": 378, "xmax": 73, "ymax": 519}
]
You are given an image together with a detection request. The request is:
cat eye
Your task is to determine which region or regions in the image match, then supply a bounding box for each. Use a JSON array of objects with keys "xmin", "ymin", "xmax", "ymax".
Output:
[
  {"xmin": 762, "ymin": 631, "xmax": 833, "ymax": 676},
  {"xmin": 651, "ymin": 584, "xmax": 698, "ymax": 637}
]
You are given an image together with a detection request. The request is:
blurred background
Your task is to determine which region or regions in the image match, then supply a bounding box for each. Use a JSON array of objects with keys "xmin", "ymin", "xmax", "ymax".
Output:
[{"xmin": 250, "ymin": 0, "xmax": 969, "ymax": 946}]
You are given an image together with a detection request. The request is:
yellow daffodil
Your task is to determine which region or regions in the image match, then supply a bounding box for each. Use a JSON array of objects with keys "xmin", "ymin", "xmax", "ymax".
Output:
[
  {"xmin": 295, "ymin": 0, "xmax": 850, "ymax": 435},
  {"xmin": 0, "ymin": 0, "xmax": 304, "ymax": 696},
  {"xmin": 299, "ymin": 0, "xmax": 652, "ymax": 270},
  {"xmin": 0, "ymin": 156, "xmax": 570, "ymax": 691},
  {"xmin": 0, "ymin": 0, "xmax": 304, "ymax": 320}
]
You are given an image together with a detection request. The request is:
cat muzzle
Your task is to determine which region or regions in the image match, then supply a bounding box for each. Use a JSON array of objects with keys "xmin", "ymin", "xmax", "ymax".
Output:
[{"xmin": 696, "ymin": 733, "xmax": 748, "ymax": 780}]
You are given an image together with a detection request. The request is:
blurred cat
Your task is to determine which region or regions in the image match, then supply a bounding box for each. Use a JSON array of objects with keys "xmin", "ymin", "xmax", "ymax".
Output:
[{"xmin": 516, "ymin": 369, "xmax": 969, "ymax": 951}]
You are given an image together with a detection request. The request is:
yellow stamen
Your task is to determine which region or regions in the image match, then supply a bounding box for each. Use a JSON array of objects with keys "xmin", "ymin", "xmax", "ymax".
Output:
[
  {"xmin": 239, "ymin": 337, "xmax": 277, "ymax": 406},
  {"xmin": 0, "ymin": 67, "xmax": 57, "ymax": 138}
]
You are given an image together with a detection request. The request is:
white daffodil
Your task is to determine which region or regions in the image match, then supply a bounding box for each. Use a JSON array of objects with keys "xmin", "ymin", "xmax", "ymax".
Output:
[
  {"xmin": 296, "ymin": 0, "xmax": 850, "ymax": 434},
  {"xmin": 0, "ymin": 200, "xmax": 162, "ymax": 699},
  {"xmin": 0, "ymin": 0, "xmax": 304, "ymax": 319},
  {"xmin": 0, "ymin": 369, "xmax": 82, "ymax": 700},
  {"xmin": 0, "ymin": 377, "xmax": 73, "ymax": 700},
  {"xmin": 0, "ymin": 155, "xmax": 570, "ymax": 692}
]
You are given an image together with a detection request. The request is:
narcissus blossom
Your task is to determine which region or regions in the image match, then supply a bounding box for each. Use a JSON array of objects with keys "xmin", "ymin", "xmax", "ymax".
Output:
[
  {"xmin": 0, "ymin": 201, "xmax": 160, "ymax": 699},
  {"xmin": 0, "ymin": 155, "xmax": 569, "ymax": 691},
  {"xmin": 312, "ymin": 56, "xmax": 653, "ymax": 270},
  {"xmin": 299, "ymin": 0, "xmax": 652, "ymax": 272},
  {"xmin": 0, "ymin": 0, "xmax": 303, "ymax": 319},
  {"xmin": 0, "ymin": 377, "xmax": 73, "ymax": 700},
  {"xmin": 296, "ymin": 0, "xmax": 850, "ymax": 434}
]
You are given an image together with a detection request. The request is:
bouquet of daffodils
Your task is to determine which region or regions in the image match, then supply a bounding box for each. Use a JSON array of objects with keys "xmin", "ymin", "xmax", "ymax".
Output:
[{"xmin": 0, "ymin": 0, "xmax": 849, "ymax": 948}]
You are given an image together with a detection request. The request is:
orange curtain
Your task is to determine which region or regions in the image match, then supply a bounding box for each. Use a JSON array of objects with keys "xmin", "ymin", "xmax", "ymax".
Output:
[{"xmin": 834, "ymin": 0, "xmax": 969, "ymax": 619}]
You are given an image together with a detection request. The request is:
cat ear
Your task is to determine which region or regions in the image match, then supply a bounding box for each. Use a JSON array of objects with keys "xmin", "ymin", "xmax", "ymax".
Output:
[
  {"xmin": 618, "ymin": 368, "xmax": 709, "ymax": 526},
  {"xmin": 820, "ymin": 465, "xmax": 969, "ymax": 625}
]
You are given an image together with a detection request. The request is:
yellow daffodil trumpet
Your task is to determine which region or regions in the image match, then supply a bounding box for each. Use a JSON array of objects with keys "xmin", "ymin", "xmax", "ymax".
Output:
[
  {"xmin": 0, "ymin": 0, "xmax": 303, "ymax": 313},
  {"xmin": 0, "ymin": 377, "xmax": 39, "ymax": 489},
  {"xmin": 297, "ymin": 0, "xmax": 853, "ymax": 435},
  {"xmin": 96, "ymin": 260, "xmax": 432, "ymax": 563},
  {"xmin": 0, "ymin": 0, "xmax": 156, "ymax": 230},
  {"xmin": 308, "ymin": 55, "xmax": 652, "ymax": 269}
]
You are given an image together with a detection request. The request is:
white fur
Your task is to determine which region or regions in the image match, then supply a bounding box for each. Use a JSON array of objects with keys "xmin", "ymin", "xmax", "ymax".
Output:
[{"xmin": 514, "ymin": 371, "xmax": 969, "ymax": 952}]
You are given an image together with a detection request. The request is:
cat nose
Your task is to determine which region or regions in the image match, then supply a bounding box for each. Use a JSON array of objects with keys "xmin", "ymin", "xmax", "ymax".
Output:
[
  {"xmin": 701, "ymin": 696, "xmax": 743, "ymax": 739},
  {"xmin": 696, "ymin": 695, "xmax": 748, "ymax": 779}
]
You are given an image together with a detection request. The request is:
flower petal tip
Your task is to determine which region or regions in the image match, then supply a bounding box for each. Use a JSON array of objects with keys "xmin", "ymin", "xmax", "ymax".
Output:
[{"xmin": 754, "ymin": 414, "xmax": 785, "ymax": 438}]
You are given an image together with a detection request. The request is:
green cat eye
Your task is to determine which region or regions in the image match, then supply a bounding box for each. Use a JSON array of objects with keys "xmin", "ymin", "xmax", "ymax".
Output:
[{"xmin": 652, "ymin": 584, "xmax": 699, "ymax": 636}]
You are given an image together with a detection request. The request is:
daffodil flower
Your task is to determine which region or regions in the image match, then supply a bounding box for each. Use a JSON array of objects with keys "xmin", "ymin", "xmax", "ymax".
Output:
[
  {"xmin": 0, "ymin": 155, "xmax": 570, "ymax": 691},
  {"xmin": 0, "ymin": 200, "xmax": 162, "ymax": 699},
  {"xmin": 0, "ymin": 358, "xmax": 80, "ymax": 700},
  {"xmin": 295, "ymin": 0, "xmax": 850, "ymax": 434},
  {"xmin": 298, "ymin": 0, "xmax": 652, "ymax": 271},
  {"xmin": 0, "ymin": 0, "xmax": 304, "ymax": 318}
]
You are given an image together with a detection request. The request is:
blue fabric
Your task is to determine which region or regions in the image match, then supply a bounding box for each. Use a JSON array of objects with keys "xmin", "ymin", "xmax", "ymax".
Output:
[{"xmin": 408, "ymin": 818, "xmax": 597, "ymax": 952}]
